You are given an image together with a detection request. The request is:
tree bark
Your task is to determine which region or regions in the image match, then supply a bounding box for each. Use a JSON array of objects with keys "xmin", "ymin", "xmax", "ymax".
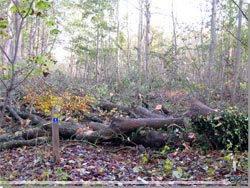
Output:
[
  {"xmin": 115, "ymin": 0, "xmax": 120, "ymax": 84},
  {"xmin": 144, "ymin": 0, "xmax": 150, "ymax": 89},
  {"xmin": 185, "ymin": 98, "xmax": 218, "ymax": 117},
  {"xmin": 137, "ymin": 0, "xmax": 144, "ymax": 86},
  {"xmin": 110, "ymin": 117, "xmax": 184, "ymax": 132},
  {"xmin": 207, "ymin": 0, "xmax": 217, "ymax": 88},
  {"xmin": 232, "ymin": 0, "xmax": 243, "ymax": 103},
  {"xmin": 0, "ymin": 137, "xmax": 48, "ymax": 150},
  {"xmin": 99, "ymin": 100, "xmax": 165, "ymax": 118}
]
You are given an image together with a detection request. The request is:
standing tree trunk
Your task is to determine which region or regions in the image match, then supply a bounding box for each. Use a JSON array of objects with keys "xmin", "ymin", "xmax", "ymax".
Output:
[
  {"xmin": 95, "ymin": 27, "xmax": 100, "ymax": 84},
  {"xmin": 171, "ymin": 0, "xmax": 178, "ymax": 67},
  {"xmin": 41, "ymin": 21, "xmax": 47, "ymax": 54},
  {"xmin": 208, "ymin": 0, "xmax": 217, "ymax": 88},
  {"xmin": 144, "ymin": 0, "xmax": 150, "ymax": 90},
  {"xmin": 0, "ymin": 0, "xmax": 30, "ymax": 125},
  {"xmin": 223, "ymin": 1, "xmax": 235, "ymax": 101},
  {"xmin": 35, "ymin": 17, "xmax": 40, "ymax": 56},
  {"xmin": 137, "ymin": 0, "xmax": 144, "ymax": 87},
  {"xmin": 28, "ymin": 17, "xmax": 35, "ymax": 56},
  {"xmin": 126, "ymin": 0, "xmax": 131, "ymax": 77},
  {"xmin": 15, "ymin": 11, "xmax": 22, "ymax": 64},
  {"xmin": 232, "ymin": 0, "xmax": 243, "ymax": 103},
  {"xmin": 199, "ymin": 5, "xmax": 206, "ymax": 85},
  {"xmin": 115, "ymin": 0, "xmax": 120, "ymax": 85}
]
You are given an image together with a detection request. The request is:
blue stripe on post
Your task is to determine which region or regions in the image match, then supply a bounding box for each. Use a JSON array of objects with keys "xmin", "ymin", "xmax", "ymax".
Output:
[{"xmin": 53, "ymin": 117, "xmax": 59, "ymax": 123}]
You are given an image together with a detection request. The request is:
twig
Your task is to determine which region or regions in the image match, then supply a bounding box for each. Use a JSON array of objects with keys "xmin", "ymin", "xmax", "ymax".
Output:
[
  {"xmin": 13, "ymin": 68, "xmax": 34, "ymax": 90},
  {"xmin": 0, "ymin": 77, "xmax": 7, "ymax": 88},
  {"xmin": 231, "ymin": 0, "xmax": 248, "ymax": 20},
  {"xmin": 168, "ymin": 123, "xmax": 185, "ymax": 132}
]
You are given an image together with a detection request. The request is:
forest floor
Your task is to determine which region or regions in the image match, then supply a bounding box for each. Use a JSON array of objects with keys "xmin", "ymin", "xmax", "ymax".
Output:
[
  {"xmin": 0, "ymin": 140, "xmax": 248, "ymax": 186},
  {"xmin": 0, "ymin": 87, "xmax": 248, "ymax": 186}
]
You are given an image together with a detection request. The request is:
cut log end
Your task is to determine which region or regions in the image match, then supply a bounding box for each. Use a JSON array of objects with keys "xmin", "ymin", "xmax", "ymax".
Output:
[{"xmin": 186, "ymin": 98, "xmax": 218, "ymax": 117}]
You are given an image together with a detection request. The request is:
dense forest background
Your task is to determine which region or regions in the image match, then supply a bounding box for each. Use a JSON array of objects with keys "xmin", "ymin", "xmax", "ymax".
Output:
[
  {"xmin": 0, "ymin": 0, "xmax": 248, "ymax": 112},
  {"xmin": 56, "ymin": 0, "xmax": 248, "ymax": 109}
]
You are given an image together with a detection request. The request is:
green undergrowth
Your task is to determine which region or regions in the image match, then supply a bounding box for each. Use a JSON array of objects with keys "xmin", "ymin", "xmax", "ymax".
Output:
[{"xmin": 190, "ymin": 107, "xmax": 247, "ymax": 151}]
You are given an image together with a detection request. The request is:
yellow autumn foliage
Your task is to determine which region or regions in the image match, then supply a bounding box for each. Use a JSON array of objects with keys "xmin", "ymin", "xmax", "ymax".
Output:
[{"xmin": 22, "ymin": 84, "xmax": 95, "ymax": 116}]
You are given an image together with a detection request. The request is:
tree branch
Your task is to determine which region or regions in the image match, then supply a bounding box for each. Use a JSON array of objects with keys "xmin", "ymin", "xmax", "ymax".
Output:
[
  {"xmin": 231, "ymin": 0, "xmax": 248, "ymax": 20},
  {"xmin": 13, "ymin": 68, "xmax": 34, "ymax": 90},
  {"xmin": 0, "ymin": 45, "xmax": 13, "ymax": 64},
  {"xmin": 223, "ymin": 23, "xmax": 248, "ymax": 48},
  {"xmin": 0, "ymin": 77, "xmax": 7, "ymax": 88}
]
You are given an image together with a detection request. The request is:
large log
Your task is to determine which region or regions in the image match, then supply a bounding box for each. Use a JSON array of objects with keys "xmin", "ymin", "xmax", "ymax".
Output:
[
  {"xmin": 131, "ymin": 105, "xmax": 165, "ymax": 118},
  {"xmin": 75, "ymin": 127, "xmax": 118, "ymax": 143},
  {"xmin": 41, "ymin": 117, "xmax": 187, "ymax": 147},
  {"xmin": 99, "ymin": 100, "xmax": 131, "ymax": 113},
  {"xmin": 41, "ymin": 117, "xmax": 184, "ymax": 145},
  {"xmin": 133, "ymin": 130, "xmax": 167, "ymax": 147},
  {"xmin": 111, "ymin": 117, "xmax": 184, "ymax": 132},
  {"xmin": 0, "ymin": 137, "xmax": 48, "ymax": 150},
  {"xmin": 0, "ymin": 127, "xmax": 47, "ymax": 142},
  {"xmin": 17, "ymin": 111, "xmax": 45, "ymax": 125},
  {"xmin": 42, "ymin": 121, "xmax": 86, "ymax": 139},
  {"xmin": 99, "ymin": 101, "xmax": 165, "ymax": 118},
  {"xmin": 42, "ymin": 121, "xmax": 116, "ymax": 143},
  {"xmin": 185, "ymin": 99, "xmax": 218, "ymax": 117}
]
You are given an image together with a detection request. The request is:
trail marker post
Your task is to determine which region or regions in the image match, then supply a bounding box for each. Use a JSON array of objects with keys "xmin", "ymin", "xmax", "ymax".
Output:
[{"xmin": 52, "ymin": 108, "xmax": 60, "ymax": 163}]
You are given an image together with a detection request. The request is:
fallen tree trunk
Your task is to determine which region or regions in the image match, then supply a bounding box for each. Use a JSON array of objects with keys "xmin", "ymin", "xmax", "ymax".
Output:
[
  {"xmin": 41, "ymin": 117, "xmax": 185, "ymax": 146},
  {"xmin": 42, "ymin": 121, "xmax": 86, "ymax": 139},
  {"xmin": 111, "ymin": 117, "xmax": 184, "ymax": 132},
  {"xmin": 0, "ymin": 98, "xmax": 216, "ymax": 149},
  {"xmin": 131, "ymin": 130, "xmax": 182, "ymax": 148},
  {"xmin": 0, "ymin": 137, "xmax": 49, "ymax": 150},
  {"xmin": 73, "ymin": 117, "xmax": 184, "ymax": 146},
  {"xmin": 99, "ymin": 100, "xmax": 165, "ymax": 118},
  {"xmin": 131, "ymin": 105, "xmax": 165, "ymax": 118},
  {"xmin": 17, "ymin": 111, "xmax": 45, "ymax": 125},
  {"xmin": 6, "ymin": 106, "xmax": 24, "ymax": 125},
  {"xmin": 99, "ymin": 100, "xmax": 133, "ymax": 115},
  {"xmin": 0, "ymin": 127, "xmax": 47, "ymax": 142},
  {"xmin": 186, "ymin": 99, "xmax": 218, "ymax": 117}
]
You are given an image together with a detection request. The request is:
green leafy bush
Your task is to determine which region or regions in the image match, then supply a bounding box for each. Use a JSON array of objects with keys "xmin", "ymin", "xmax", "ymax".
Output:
[{"xmin": 190, "ymin": 107, "xmax": 247, "ymax": 151}]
